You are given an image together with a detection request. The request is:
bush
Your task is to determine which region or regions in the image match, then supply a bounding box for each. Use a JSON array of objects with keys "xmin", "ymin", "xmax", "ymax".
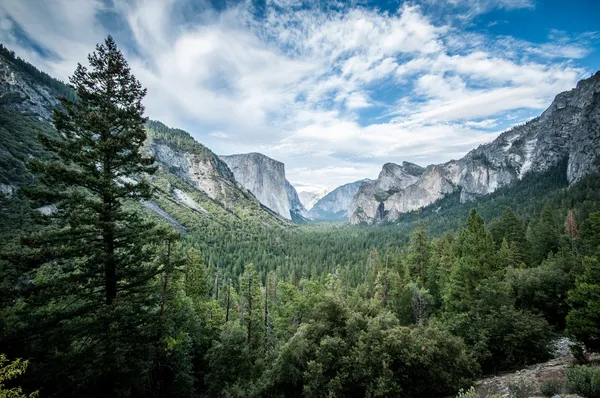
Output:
[
  {"xmin": 455, "ymin": 387, "xmax": 501, "ymax": 398},
  {"xmin": 565, "ymin": 365, "xmax": 600, "ymax": 398},
  {"xmin": 508, "ymin": 378, "xmax": 534, "ymax": 398},
  {"xmin": 539, "ymin": 377, "xmax": 563, "ymax": 397}
]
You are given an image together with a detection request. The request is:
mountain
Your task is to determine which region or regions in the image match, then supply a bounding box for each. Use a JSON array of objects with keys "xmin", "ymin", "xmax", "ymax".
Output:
[
  {"xmin": 309, "ymin": 179, "xmax": 372, "ymax": 221},
  {"xmin": 219, "ymin": 152, "xmax": 306, "ymax": 220},
  {"xmin": 145, "ymin": 122, "xmax": 289, "ymax": 229},
  {"xmin": 298, "ymin": 190, "xmax": 328, "ymax": 210},
  {"xmin": 350, "ymin": 72, "xmax": 600, "ymax": 224},
  {"xmin": 0, "ymin": 46, "xmax": 288, "ymax": 232}
]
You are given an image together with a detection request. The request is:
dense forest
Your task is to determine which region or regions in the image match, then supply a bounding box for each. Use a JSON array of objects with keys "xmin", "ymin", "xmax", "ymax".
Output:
[{"xmin": 1, "ymin": 37, "xmax": 600, "ymax": 398}]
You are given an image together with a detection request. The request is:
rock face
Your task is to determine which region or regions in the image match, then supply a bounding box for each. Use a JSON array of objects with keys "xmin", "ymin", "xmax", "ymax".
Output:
[
  {"xmin": 0, "ymin": 56, "xmax": 61, "ymax": 120},
  {"xmin": 310, "ymin": 179, "xmax": 372, "ymax": 221},
  {"xmin": 350, "ymin": 72, "xmax": 600, "ymax": 224},
  {"xmin": 150, "ymin": 140, "xmax": 249, "ymax": 208},
  {"xmin": 220, "ymin": 153, "xmax": 305, "ymax": 220}
]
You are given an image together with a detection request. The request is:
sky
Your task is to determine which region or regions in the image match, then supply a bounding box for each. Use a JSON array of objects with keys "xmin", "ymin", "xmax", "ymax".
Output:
[{"xmin": 1, "ymin": 0, "xmax": 599, "ymax": 193}]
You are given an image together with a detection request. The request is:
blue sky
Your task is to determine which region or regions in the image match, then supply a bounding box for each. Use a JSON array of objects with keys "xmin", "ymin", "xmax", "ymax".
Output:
[{"xmin": 1, "ymin": 0, "xmax": 599, "ymax": 192}]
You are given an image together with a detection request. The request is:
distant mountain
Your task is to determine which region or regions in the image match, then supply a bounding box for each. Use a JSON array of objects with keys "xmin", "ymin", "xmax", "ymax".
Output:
[
  {"xmin": 298, "ymin": 190, "xmax": 328, "ymax": 210},
  {"xmin": 309, "ymin": 179, "xmax": 372, "ymax": 221},
  {"xmin": 220, "ymin": 153, "xmax": 307, "ymax": 220},
  {"xmin": 350, "ymin": 72, "xmax": 600, "ymax": 224}
]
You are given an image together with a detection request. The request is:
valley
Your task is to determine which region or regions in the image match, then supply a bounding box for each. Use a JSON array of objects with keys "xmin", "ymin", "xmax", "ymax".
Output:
[{"xmin": 1, "ymin": 29, "xmax": 600, "ymax": 398}]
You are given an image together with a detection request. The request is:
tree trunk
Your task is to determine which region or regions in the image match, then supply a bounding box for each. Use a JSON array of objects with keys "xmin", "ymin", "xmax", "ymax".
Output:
[
  {"xmin": 103, "ymin": 189, "xmax": 116, "ymax": 306},
  {"xmin": 247, "ymin": 274, "xmax": 252, "ymax": 345},
  {"xmin": 159, "ymin": 241, "xmax": 171, "ymax": 319},
  {"xmin": 225, "ymin": 279, "xmax": 231, "ymax": 322}
]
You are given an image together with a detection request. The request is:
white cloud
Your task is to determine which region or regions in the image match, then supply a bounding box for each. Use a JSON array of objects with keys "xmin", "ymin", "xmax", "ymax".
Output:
[
  {"xmin": 465, "ymin": 119, "xmax": 498, "ymax": 128},
  {"xmin": 345, "ymin": 92, "xmax": 371, "ymax": 109},
  {"xmin": 209, "ymin": 131, "xmax": 230, "ymax": 139}
]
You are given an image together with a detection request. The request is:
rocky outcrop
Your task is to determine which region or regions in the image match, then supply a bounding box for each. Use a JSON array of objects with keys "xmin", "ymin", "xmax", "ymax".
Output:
[
  {"xmin": 350, "ymin": 162, "xmax": 425, "ymax": 223},
  {"xmin": 0, "ymin": 56, "xmax": 61, "ymax": 120},
  {"xmin": 310, "ymin": 179, "xmax": 372, "ymax": 221},
  {"xmin": 220, "ymin": 153, "xmax": 297, "ymax": 220},
  {"xmin": 150, "ymin": 140, "xmax": 250, "ymax": 208},
  {"xmin": 350, "ymin": 72, "xmax": 600, "ymax": 224}
]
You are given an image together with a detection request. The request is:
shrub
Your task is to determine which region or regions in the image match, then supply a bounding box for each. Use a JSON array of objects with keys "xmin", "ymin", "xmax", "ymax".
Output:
[
  {"xmin": 539, "ymin": 377, "xmax": 563, "ymax": 397},
  {"xmin": 455, "ymin": 387, "xmax": 501, "ymax": 398},
  {"xmin": 571, "ymin": 342, "xmax": 589, "ymax": 363},
  {"xmin": 508, "ymin": 378, "xmax": 535, "ymax": 398},
  {"xmin": 565, "ymin": 365, "xmax": 600, "ymax": 398}
]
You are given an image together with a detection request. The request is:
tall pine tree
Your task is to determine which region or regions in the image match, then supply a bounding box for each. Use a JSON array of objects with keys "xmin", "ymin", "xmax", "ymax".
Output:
[{"xmin": 7, "ymin": 36, "xmax": 165, "ymax": 396}]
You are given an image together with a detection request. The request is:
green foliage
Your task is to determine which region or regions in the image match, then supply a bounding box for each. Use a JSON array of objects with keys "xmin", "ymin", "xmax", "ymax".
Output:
[
  {"xmin": 567, "ymin": 213, "xmax": 600, "ymax": 353},
  {"xmin": 507, "ymin": 378, "xmax": 535, "ymax": 398},
  {"xmin": 507, "ymin": 251, "xmax": 573, "ymax": 329},
  {"xmin": 528, "ymin": 203, "xmax": 560, "ymax": 264},
  {"xmin": 565, "ymin": 365, "xmax": 600, "ymax": 398},
  {"xmin": 0, "ymin": 108, "xmax": 58, "ymax": 185},
  {"xmin": 567, "ymin": 256, "xmax": 600, "ymax": 352},
  {"xmin": 539, "ymin": 377, "xmax": 564, "ymax": 397},
  {"xmin": 0, "ymin": 354, "xmax": 37, "ymax": 398},
  {"xmin": 264, "ymin": 294, "xmax": 478, "ymax": 398},
  {"xmin": 455, "ymin": 387, "xmax": 501, "ymax": 398}
]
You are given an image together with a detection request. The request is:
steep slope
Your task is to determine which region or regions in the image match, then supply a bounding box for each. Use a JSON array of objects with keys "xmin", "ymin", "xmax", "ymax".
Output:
[
  {"xmin": 0, "ymin": 45, "xmax": 69, "ymax": 191},
  {"xmin": 310, "ymin": 179, "xmax": 373, "ymax": 221},
  {"xmin": 220, "ymin": 152, "xmax": 306, "ymax": 220},
  {"xmin": 350, "ymin": 72, "xmax": 600, "ymax": 224},
  {"xmin": 144, "ymin": 122, "xmax": 289, "ymax": 229}
]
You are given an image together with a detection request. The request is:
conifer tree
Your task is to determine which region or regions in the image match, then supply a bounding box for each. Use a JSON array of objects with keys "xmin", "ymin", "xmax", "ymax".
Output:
[
  {"xmin": 11, "ymin": 36, "xmax": 164, "ymax": 396},
  {"xmin": 185, "ymin": 247, "xmax": 209, "ymax": 306},
  {"xmin": 528, "ymin": 203, "xmax": 560, "ymax": 264},
  {"xmin": 567, "ymin": 212, "xmax": 600, "ymax": 352},
  {"xmin": 407, "ymin": 224, "xmax": 430, "ymax": 282}
]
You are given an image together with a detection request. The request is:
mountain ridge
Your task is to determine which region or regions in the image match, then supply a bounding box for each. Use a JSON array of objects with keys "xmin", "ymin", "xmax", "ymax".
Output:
[{"xmin": 349, "ymin": 71, "xmax": 600, "ymax": 224}]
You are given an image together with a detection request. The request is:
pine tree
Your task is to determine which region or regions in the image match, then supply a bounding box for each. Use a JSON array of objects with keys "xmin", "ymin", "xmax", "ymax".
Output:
[
  {"xmin": 185, "ymin": 247, "xmax": 209, "ymax": 306},
  {"xmin": 239, "ymin": 263, "xmax": 264, "ymax": 350},
  {"xmin": 10, "ymin": 36, "xmax": 164, "ymax": 395},
  {"xmin": 567, "ymin": 211, "xmax": 600, "ymax": 352},
  {"xmin": 407, "ymin": 224, "xmax": 430, "ymax": 282},
  {"xmin": 489, "ymin": 207, "xmax": 528, "ymax": 264},
  {"xmin": 528, "ymin": 203, "xmax": 559, "ymax": 264}
]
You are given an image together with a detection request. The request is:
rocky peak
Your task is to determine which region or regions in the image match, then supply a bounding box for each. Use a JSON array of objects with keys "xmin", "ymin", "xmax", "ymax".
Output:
[{"xmin": 220, "ymin": 153, "xmax": 299, "ymax": 220}]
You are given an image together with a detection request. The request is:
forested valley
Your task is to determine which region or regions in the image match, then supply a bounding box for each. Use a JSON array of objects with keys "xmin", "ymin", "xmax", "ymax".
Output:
[{"xmin": 1, "ymin": 38, "xmax": 600, "ymax": 398}]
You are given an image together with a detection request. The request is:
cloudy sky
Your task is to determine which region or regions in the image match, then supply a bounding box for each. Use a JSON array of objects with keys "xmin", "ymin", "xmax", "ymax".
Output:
[{"xmin": 1, "ymin": 0, "xmax": 599, "ymax": 192}]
